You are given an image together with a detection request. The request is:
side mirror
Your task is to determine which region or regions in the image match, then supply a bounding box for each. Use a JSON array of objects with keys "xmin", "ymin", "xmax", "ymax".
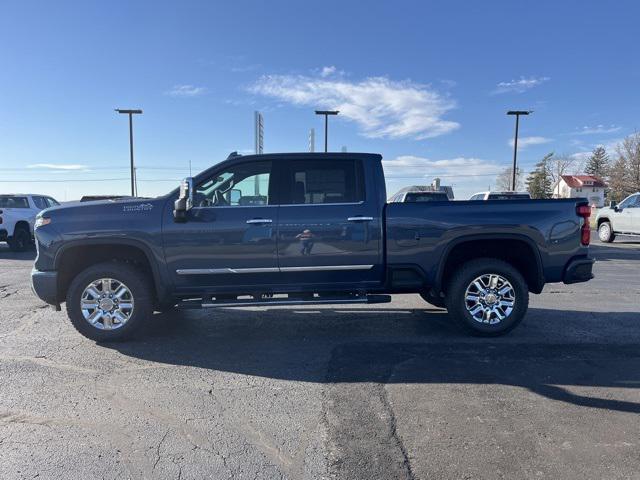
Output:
[
  {"xmin": 229, "ymin": 189, "xmax": 241, "ymax": 205},
  {"xmin": 173, "ymin": 177, "xmax": 194, "ymax": 222}
]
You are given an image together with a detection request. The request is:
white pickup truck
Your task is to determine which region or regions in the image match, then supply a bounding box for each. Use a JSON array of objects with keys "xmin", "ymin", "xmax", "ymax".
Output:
[
  {"xmin": 596, "ymin": 192, "xmax": 640, "ymax": 242},
  {"xmin": 0, "ymin": 194, "xmax": 60, "ymax": 251}
]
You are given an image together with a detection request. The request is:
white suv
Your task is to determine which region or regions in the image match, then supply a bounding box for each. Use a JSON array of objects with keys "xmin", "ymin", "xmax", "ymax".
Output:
[
  {"xmin": 0, "ymin": 194, "xmax": 60, "ymax": 251},
  {"xmin": 596, "ymin": 193, "xmax": 640, "ymax": 242}
]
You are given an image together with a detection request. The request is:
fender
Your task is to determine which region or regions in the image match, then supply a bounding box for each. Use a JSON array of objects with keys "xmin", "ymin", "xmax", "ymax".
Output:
[
  {"xmin": 433, "ymin": 232, "xmax": 545, "ymax": 293},
  {"xmin": 54, "ymin": 237, "xmax": 170, "ymax": 300}
]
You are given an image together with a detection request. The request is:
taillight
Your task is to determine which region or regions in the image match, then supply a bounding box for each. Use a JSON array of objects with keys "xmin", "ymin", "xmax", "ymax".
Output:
[{"xmin": 577, "ymin": 204, "xmax": 591, "ymax": 246}]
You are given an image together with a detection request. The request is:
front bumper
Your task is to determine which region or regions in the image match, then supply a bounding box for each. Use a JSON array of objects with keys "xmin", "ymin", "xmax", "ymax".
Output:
[
  {"xmin": 563, "ymin": 257, "xmax": 594, "ymax": 284},
  {"xmin": 31, "ymin": 269, "xmax": 59, "ymax": 306}
]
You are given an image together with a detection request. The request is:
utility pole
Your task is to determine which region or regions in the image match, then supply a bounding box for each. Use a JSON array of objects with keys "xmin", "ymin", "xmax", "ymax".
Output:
[
  {"xmin": 315, "ymin": 110, "xmax": 339, "ymax": 152},
  {"xmin": 115, "ymin": 109, "xmax": 143, "ymax": 196},
  {"xmin": 506, "ymin": 110, "xmax": 532, "ymax": 191}
]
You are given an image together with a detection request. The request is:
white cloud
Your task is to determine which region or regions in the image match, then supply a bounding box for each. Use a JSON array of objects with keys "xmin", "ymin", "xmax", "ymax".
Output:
[
  {"xmin": 508, "ymin": 136, "xmax": 552, "ymax": 149},
  {"xmin": 27, "ymin": 163, "xmax": 88, "ymax": 170},
  {"xmin": 248, "ymin": 74, "xmax": 459, "ymax": 140},
  {"xmin": 320, "ymin": 66, "xmax": 337, "ymax": 77},
  {"xmin": 165, "ymin": 85, "xmax": 207, "ymax": 97},
  {"xmin": 572, "ymin": 124, "xmax": 622, "ymax": 135},
  {"xmin": 493, "ymin": 76, "xmax": 549, "ymax": 94},
  {"xmin": 382, "ymin": 155, "xmax": 502, "ymax": 179}
]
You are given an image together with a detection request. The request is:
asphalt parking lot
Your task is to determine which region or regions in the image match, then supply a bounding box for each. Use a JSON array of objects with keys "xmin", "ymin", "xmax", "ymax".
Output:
[{"xmin": 1, "ymin": 236, "xmax": 639, "ymax": 480}]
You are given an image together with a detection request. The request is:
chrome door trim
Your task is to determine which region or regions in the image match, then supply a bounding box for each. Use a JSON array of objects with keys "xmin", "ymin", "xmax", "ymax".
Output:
[
  {"xmin": 176, "ymin": 267, "xmax": 280, "ymax": 275},
  {"xmin": 347, "ymin": 216, "xmax": 374, "ymax": 221},
  {"xmin": 176, "ymin": 265, "xmax": 374, "ymax": 275},
  {"xmin": 246, "ymin": 218, "xmax": 273, "ymax": 224},
  {"xmin": 279, "ymin": 265, "xmax": 373, "ymax": 272}
]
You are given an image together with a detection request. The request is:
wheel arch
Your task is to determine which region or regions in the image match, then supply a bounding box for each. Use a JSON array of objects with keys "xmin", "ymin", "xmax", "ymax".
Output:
[
  {"xmin": 435, "ymin": 234, "xmax": 545, "ymax": 294},
  {"xmin": 54, "ymin": 239, "xmax": 165, "ymax": 304}
]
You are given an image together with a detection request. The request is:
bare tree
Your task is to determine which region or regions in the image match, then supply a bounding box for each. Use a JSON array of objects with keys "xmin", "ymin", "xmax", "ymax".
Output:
[
  {"xmin": 495, "ymin": 167, "xmax": 524, "ymax": 191},
  {"xmin": 610, "ymin": 132, "xmax": 640, "ymax": 200},
  {"xmin": 548, "ymin": 154, "xmax": 576, "ymax": 197}
]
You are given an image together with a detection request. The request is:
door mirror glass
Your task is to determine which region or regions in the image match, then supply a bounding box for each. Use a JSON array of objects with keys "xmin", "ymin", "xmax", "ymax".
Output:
[
  {"xmin": 173, "ymin": 177, "xmax": 194, "ymax": 222},
  {"xmin": 229, "ymin": 189, "xmax": 242, "ymax": 205}
]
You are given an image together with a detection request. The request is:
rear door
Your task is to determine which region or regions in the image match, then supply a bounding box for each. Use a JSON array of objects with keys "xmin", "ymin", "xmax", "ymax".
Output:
[{"xmin": 276, "ymin": 157, "xmax": 384, "ymax": 289}]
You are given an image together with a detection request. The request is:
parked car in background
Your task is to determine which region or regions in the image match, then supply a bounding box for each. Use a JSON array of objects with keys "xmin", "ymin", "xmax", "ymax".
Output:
[
  {"xmin": 469, "ymin": 191, "xmax": 531, "ymax": 200},
  {"xmin": 389, "ymin": 189, "xmax": 450, "ymax": 203},
  {"xmin": 389, "ymin": 180, "xmax": 454, "ymax": 203},
  {"xmin": 596, "ymin": 192, "xmax": 640, "ymax": 242},
  {"xmin": 0, "ymin": 194, "xmax": 60, "ymax": 251}
]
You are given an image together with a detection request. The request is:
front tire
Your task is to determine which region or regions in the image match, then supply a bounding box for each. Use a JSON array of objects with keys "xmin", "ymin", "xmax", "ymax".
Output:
[
  {"xmin": 445, "ymin": 258, "xmax": 529, "ymax": 336},
  {"xmin": 8, "ymin": 226, "xmax": 31, "ymax": 252},
  {"xmin": 598, "ymin": 221, "xmax": 615, "ymax": 243},
  {"xmin": 66, "ymin": 262, "xmax": 154, "ymax": 341}
]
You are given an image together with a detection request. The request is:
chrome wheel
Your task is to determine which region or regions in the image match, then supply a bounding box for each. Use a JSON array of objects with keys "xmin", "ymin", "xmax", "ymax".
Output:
[
  {"xmin": 464, "ymin": 274, "xmax": 515, "ymax": 325},
  {"xmin": 598, "ymin": 223, "xmax": 610, "ymax": 241},
  {"xmin": 80, "ymin": 278, "xmax": 134, "ymax": 330}
]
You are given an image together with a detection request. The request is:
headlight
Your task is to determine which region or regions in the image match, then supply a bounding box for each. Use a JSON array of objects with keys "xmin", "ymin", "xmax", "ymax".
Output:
[{"xmin": 34, "ymin": 216, "xmax": 51, "ymax": 229}]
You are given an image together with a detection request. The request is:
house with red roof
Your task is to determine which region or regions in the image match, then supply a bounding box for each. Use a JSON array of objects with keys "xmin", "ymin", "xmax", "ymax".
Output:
[{"xmin": 553, "ymin": 175, "xmax": 607, "ymax": 207}]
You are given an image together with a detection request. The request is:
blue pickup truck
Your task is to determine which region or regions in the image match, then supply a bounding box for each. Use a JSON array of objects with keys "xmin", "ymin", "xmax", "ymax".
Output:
[{"xmin": 31, "ymin": 152, "xmax": 594, "ymax": 341}]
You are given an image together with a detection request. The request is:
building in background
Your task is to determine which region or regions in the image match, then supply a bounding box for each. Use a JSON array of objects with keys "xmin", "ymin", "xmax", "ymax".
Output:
[{"xmin": 554, "ymin": 175, "xmax": 607, "ymax": 207}]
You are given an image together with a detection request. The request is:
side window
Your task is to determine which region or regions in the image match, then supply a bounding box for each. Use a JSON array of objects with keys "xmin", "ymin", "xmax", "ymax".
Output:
[
  {"xmin": 619, "ymin": 195, "xmax": 638, "ymax": 209},
  {"xmin": 45, "ymin": 197, "xmax": 60, "ymax": 207},
  {"xmin": 32, "ymin": 196, "xmax": 48, "ymax": 210},
  {"xmin": 0, "ymin": 196, "xmax": 29, "ymax": 208},
  {"xmin": 628, "ymin": 195, "xmax": 640, "ymax": 208},
  {"xmin": 195, "ymin": 161, "xmax": 272, "ymax": 207},
  {"xmin": 288, "ymin": 159, "xmax": 365, "ymax": 205}
]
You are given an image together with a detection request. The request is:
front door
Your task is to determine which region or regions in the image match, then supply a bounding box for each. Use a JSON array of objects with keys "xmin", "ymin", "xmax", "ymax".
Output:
[
  {"xmin": 614, "ymin": 194, "xmax": 639, "ymax": 232},
  {"xmin": 275, "ymin": 157, "xmax": 384, "ymax": 289},
  {"xmin": 163, "ymin": 159, "xmax": 280, "ymax": 292}
]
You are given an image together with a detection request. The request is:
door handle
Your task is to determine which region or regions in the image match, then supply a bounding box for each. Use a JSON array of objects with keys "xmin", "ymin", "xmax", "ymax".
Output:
[
  {"xmin": 246, "ymin": 218, "xmax": 273, "ymax": 224},
  {"xmin": 347, "ymin": 216, "xmax": 374, "ymax": 222}
]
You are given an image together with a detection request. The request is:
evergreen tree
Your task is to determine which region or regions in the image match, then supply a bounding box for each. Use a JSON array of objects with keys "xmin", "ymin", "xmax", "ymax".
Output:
[
  {"xmin": 584, "ymin": 146, "xmax": 609, "ymax": 179},
  {"xmin": 526, "ymin": 152, "xmax": 554, "ymax": 199}
]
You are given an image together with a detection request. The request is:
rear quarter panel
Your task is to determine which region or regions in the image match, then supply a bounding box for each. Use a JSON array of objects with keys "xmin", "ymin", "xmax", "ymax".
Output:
[{"xmin": 385, "ymin": 198, "xmax": 589, "ymax": 287}]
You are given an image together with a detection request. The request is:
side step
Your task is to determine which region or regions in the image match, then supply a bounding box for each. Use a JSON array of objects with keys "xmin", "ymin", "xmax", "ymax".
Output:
[{"xmin": 178, "ymin": 293, "xmax": 391, "ymax": 309}]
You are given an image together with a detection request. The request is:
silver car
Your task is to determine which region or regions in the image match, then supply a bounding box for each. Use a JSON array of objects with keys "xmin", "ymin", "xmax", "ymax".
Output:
[{"xmin": 596, "ymin": 193, "xmax": 640, "ymax": 242}]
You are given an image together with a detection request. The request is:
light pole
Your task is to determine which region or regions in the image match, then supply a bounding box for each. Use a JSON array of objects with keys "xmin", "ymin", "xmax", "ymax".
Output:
[
  {"xmin": 507, "ymin": 110, "xmax": 532, "ymax": 191},
  {"xmin": 115, "ymin": 108, "xmax": 143, "ymax": 196},
  {"xmin": 315, "ymin": 110, "xmax": 339, "ymax": 152}
]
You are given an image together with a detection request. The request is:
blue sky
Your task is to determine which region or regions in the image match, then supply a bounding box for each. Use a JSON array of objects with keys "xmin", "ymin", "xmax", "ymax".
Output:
[{"xmin": 1, "ymin": 0, "xmax": 638, "ymax": 200}]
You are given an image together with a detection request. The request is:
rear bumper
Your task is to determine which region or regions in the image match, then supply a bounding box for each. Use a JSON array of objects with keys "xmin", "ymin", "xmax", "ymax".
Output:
[
  {"xmin": 563, "ymin": 257, "xmax": 594, "ymax": 284},
  {"xmin": 31, "ymin": 269, "xmax": 59, "ymax": 306}
]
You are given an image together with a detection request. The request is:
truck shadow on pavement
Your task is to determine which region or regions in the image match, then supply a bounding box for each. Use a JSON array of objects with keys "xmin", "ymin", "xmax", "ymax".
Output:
[
  {"xmin": 0, "ymin": 245, "xmax": 36, "ymax": 260},
  {"xmin": 106, "ymin": 307, "xmax": 640, "ymax": 414}
]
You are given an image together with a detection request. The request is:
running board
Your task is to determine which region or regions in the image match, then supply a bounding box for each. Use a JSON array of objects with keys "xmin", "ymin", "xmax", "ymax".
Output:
[{"xmin": 177, "ymin": 294, "xmax": 391, "ymax": 309}]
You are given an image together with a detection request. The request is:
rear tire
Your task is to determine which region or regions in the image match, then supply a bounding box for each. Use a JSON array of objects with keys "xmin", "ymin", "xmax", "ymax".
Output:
[
  {"xmin": 66, "ymin": 262, "xmax": 154, "ymax": 342},
  {"xmin": 598, "ymin": 221, "xmax": 615, "ymax": 243},
  {"xmin": 445, "ymin": 258, "xmax": 528, "ymax": 336},
  {"xmin": 8, "ymin": 226, "xmax": 31, "ymax": 252}
]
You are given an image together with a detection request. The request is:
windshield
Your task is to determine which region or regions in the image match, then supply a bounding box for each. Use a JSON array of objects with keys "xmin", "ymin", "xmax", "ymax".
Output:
[
  {"xmin": 488, "ymin": 193, "xmax": 530, "ymax": 200},
  {"xmin": 405, "ymin": 192, "xmax": 449, "ymax": 202}
]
